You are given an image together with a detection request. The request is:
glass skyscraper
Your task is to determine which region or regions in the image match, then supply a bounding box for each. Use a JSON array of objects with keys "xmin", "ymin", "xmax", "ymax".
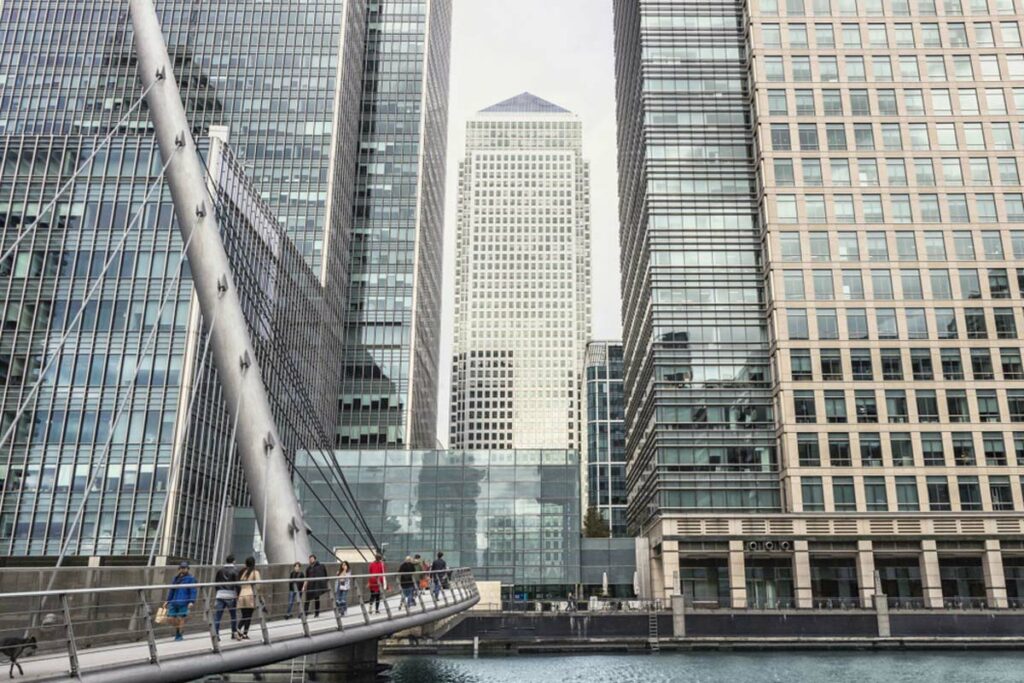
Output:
[
  {"xmin": 584, "ymin": 341, "xmax": 627, "ymax": 536},
  {"xmin": 0, "ymin": 0, "xmax": 366, "ymax": 561},
  {"xmin": 336, "ymin": 0, "xmax": 452, "ymax": 449},
  {"xmin": 449, "ymin": 93, "xmax": 592, "ymax": 452},
  {"xmin": 616, "ymin": 0, "xmax": 1024, "ymax": 610}
]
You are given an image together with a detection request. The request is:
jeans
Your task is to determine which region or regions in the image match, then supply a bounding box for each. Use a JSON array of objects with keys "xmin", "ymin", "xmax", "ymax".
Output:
[
  {"xmin": 402, "ymin": 586, "xmax": 416, "ymax": 607},
  {"xmin": 214, "ymin": 597, "xmax": 237, "ymax": 635},
  {"xmin": 304, "ymin": 592, "xmax": 322, "ymax": 617},
  {"xmin": 336, "ymin": 589, "xmax": 348, "ymax": 615},
  {"xmin": 432, "ymin": 577, "xmax": 443, "ymax": 598},
  {"xmin": 286, "ymin": 590, "xmax": 300, "ymax": 617},
  {"xmin": 370, "ymin": 589, "xmax": 381, "ymax": 612}
]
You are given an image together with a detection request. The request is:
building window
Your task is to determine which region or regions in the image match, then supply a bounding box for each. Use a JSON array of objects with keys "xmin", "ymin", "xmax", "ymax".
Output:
[
  {"xmin": 958, "ymin": 476, "xmax": 983, "ymax": 511},
  {"xmin": 865, "ymin": 477, "xmax": 889, "ymax": 511},
  {"xmin": 798, "ymin": 434, "xmax": 821, "ymax": 466},
  {"xmin": 990, "ymin": 476, "xmax": 1014, "ymax": 511},
  {"xmin": 896, "ymin": 476, "xmax": 920, "ymax": 511},
  {"xmin": 802, "ymin": 476, "xmax": 825, "ymax": 511},
  {"xmin": 832, "ymin": 477, "xmax": 857, "ymax": 511},
  {"xmin": 828, "ymin": 433, "xmax": 852, "ymax": 466},
  {"xmin": 927, "ymin": 476, "xmax": 952, "ymax": 511}
]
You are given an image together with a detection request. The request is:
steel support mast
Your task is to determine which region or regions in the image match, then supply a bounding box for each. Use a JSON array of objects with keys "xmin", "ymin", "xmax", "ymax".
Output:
[{"xmin": 129, "ymin": 0, "xmax": 312, "ymax": 563}]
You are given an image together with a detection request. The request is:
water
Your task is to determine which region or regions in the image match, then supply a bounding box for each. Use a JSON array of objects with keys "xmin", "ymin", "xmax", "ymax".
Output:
[{"xmin": 384, "ymin": 652, "xmax": 1024, "ymax": 683}]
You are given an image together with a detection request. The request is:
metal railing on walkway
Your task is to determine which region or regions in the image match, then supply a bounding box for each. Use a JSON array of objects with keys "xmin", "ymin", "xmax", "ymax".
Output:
[{"xmin": 0, "ymin": 565, "xmax": 478, "ymax": 682}]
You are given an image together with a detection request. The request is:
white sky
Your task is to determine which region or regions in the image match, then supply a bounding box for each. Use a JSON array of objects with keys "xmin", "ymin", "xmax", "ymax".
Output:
[{"xmin": 435, "ymin": 0, "xmax": 622, "ymax": 444}]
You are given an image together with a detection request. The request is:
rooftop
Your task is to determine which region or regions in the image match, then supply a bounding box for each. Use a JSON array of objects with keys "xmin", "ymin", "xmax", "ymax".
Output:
[{"xmin": 480, "ymin": 91, "xmax": 570, "ymax": 114}]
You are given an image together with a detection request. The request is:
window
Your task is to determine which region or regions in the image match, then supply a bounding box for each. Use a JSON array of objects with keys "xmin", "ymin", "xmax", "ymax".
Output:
[
  {"xmin": 821, "ymin": 350, "xmax": 843, "ymax": 379},
  {"xmin": 1002, "ymin": 348, "xmax": 1024, "ymax": 379},
  {"xmin": 927, "ymin": 476, "xmax": 952, "ymax": 511},
  {"xmin": 896, "ymin": 477, "xmax": 920, "ymax": 511},
  {"xmin": 809, "ymin": 233, "xmax": 830, "ymax": 260},
  {"xmin": 778, "ymin": 195, "xmax": 798, "ymax": 222},
  {"xmin": 784, "ymin": 270, "xmax": 805, "ymax": 299},
  {"xmin": 958, "ymin": 477, "xmax": 983, "ymax": 511},
  {"xmin": 901, "ymin": 269, "xmax": 923, "ymax": 298},
  {"xmin": 906, "ymin": 309, "xmax": 928, "ymax": 339},
  {"xmin": 911, "ymin": 349, "xmax": 934, "ymax": 379},
  {"xmin": 847, "ymin": 308, "xmax": 869, "ymax": 338},
  {"xmin": 796, "ymin": 89, "xmax": 817, "ymax": 114},
  {"xmin": 900, "ymin": 56, "xmax": 921, "ymax": 81},
  {"xmin": 865, "ymin": 477, "xmax": 889, "ymax": 511},
  {"xmin": 953, "ymin": 231, "xmax": 975, "ymax": 259},
  {"xmin": 832, "ymin": 477, "xmax": 857, "ymax": 511},
  {"xmin": 922, "ymin": 433, "xmax": 945, "ymax": 465},
  {"xmin": 960, "ymin": 88, "xmax": 981, "ymax": 114},
  {"xmin": 995, "ymin": 310, "xmax": 1017, "ymax": 339},
  {"xmin": 878, "ymin": 90, "xmax": 899, "ymax": 115},
  {"xmin": 804, "ymin": 159, "xmax": 824, "ymax": 185},
  {"xmin": 877, "ymin": 308, "xmax": 899, "ymax": 339},
  {"xmin": 925, "ymin": 232, "xmax": 946, "ymax": 259},
  {"xmin": 859, "ymin": 158, "xmax": 879, "ymax": 185},
  {"xmin": 816, "ymin": 23, "xmax": 835, "ymax": 47},
  {"xmin": 789, "ymin": 23, "xmax": 809, "ymax": 47},
  {"xmin": 942, "ymin": 348, "xmax": 965, "ymax": 379},
  {"xmin": 856, "ymin": 390, "xmax": 878, "ymax": 423},
  {"xmin": 791, "ymin": 350, "xmax": 813, "ymax": 379},
  {"xmin": 837, "ymin": 234, "xmax": 859, "ymax": 261},
  {"xmin": 829, "ymin": 433, "xmax": 852, "ymax": 466},
  {"xmin": 947, "ymin": 389, "xmax": 970, "ymax": 422},
  {"xmin": 851, "ymin": 349, "xmax": 873, "ymax": 379},
  {"xmin": 802, "ymin": 477, "xmax": 825, "ymax": 511},
  {"xmin": 999, "ymin": 158, "xmax": 1020, "ymax": 184},
  {"xmin": 774, "ymin": 159, "xmax": 795, "ymax": 186},
  {"xmin": 825, "ymin": 390, "xmax": 848, "ymax": 423},
  {"xmin": 826, "ymin": 123, "xmax": 848, "ymax": 150},
  {"xmin": 795, "ymin": 391, "xmax": 817, "ymax": 423},
  {"xmin": 1009, "ymin": 390, "xmax": 1024, "ymax": 421},
  {"xmin": 917, "ymin": 391, "xmax": 940, "ymax": 423},
  {"xmin": 871, "ymin": 270, "xmax": 894, "ymax": 299},
  {"xmin": 978, "ymin": 390, "xmax": 1001, "ymax": 421},
  {"xmin": 984, "ymin": 433, "xmax": 1008, "ymax": 465},
  {"xmin": 990, "ymin": 268, "xmax": 1011, "ymax": 298},
  {"xmin": 990, "ymin": 476, "xmax": 1014, "ymax": 511},
  {"xmin": 850, "ymin": 89, "xmax": 871, "ymax": 115},
  {"xmin": 768, "ymin": 90, "xmax": 789, "ymax": 114},
  {"xmin": 842, "ymin": 24, "xmax": 861, "ymax": 46},
  {"xmin": 887, "ymin": 159, "xmax": 908, "ymax": 185},
  {"xmin": 788, "ymin": 309, "xmax": 809, "ymax": 338},
  {"xmin": 813, "ymin": 271, "xmax": 834, "ymax": 300},
  {"xmin": 765, "ymin": 56, "xmax": 785, "ymax": 81},
  {"xmin": 891, "ymin": 433, "xmax": 914, "ymax": 466},
  {"xmin": 854, "ymin": 123, "xmax": 875, "ymax": 149},
  {"xmin": 965, "ymin": 308, "xmax": 987, "ymax": 338},
  {"xmin": 861, "ymin": 433, "xmax": 883, "ymax": 466},
  {"xmin": 832, "ymin": 159, "xmax": 852, "ymax": 186},
  {"xmin": 943, "ymin": 158, "xmax": 964, "ymax": 185},
  {"xmin": 798, "ymin": 434, "xmax": 821, "ymax": 466},
  {"xmin": 915, "ymin": 159, "xmax": 936, "ymax": 186},
  {"xmin": 971, "ymin": 348, "xmax": 995, "ymax": 379},
  {"xmin": 793, "ymin": 56, "xmax": 812, "ymax": 80},
  {"xmin": 887, "ymin": 390, "xmax": 909, "ymax": 423},
  {"xmin": 932, "ymin": 272, "xmax": 953, "ymax": 300},
  {"xmin": 771, "ymin": 124, "xmax": 792, "ymax": 150},
  {"xmin": 881, "ymin": 349, "xmax": 904, "ymax": 380},
  {"xmin": 799, "ymin": 124, "xmax": 820, "ymax": 150},
  {"xmin": 780, "ymin": 233, "xmax": 802, "ymax": 261}
]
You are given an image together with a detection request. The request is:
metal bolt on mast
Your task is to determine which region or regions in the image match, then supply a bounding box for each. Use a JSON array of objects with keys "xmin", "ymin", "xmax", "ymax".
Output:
[{"xmin": 129, "ymin": 0, "xmax": 311, "ymax": 563}]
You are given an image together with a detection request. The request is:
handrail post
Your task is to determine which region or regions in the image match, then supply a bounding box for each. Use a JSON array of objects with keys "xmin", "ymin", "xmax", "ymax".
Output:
[
  {"xmin": 382, "ymin": 579, "xmax": 393, "ymax": 620},
  {"xmin": 257, "ymin": 595, "xmax": 271, "ymax": 645},
  {"xmin": 298, "ymin": 591, "xmax": 311, "ymax": 637},
  {"xmin": 355, "ymin": 581, "xmax": 370, "ymax": 625},
  {"xmin": 333, "ymin": 588, "xmax": 345, "ymax": 631},
  {"xmin": 59, "ymin": 593, "xmax": 80, "ymax": 677},
  {"xmin": 138, "ymin": 589, "xmax": 159, "ymax": 664},
  {"xmin": 418, "ymin": 588, "xmax": 428, "ymax": 614},
  {"xmin": 205, "ymin": 588, "xmax": 221, "ymax": 654}
]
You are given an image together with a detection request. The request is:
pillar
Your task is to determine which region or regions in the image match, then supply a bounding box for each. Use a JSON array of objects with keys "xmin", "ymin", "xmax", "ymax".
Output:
[
  {"xmin": 875, "ymin": 570, "xmax": 891, "ymax": 638},
  {"xmin": 671, "ymin": 594, "xmax": 686, "ymax": 637},
  {"xmin": 920, "ymin": 539, "xmax": 944, "ymax": 608},
  {"xmin": 793, "ymin": 540, "xmax": 813, "ymax": 608},
  {"xmin": 983, "ymin": 539, "xmax": 1008, "ymax": 609},
  {"xmin": 661, "ymin": 540, "xmax": 680, "ymax": 602},
  {"xmin": 728, "ymin": 540, "xmax": 747, "ymax": 608},
  {"xmin": 855, "ymin": 539, "xmax": 876, "ymax": 608}
]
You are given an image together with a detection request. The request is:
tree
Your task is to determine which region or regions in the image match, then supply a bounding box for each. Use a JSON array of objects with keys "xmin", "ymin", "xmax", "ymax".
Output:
[{"xmin": 583, "ymin": 507, "xmax": 611, "ymax": 538}]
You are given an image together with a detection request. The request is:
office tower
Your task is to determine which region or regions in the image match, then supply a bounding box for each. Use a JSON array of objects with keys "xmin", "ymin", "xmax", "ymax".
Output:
[
  {"xmin": 449, "ymin": 93, "xmax": 592, "ymax": 451},
  {"xmin": 0, "ymin": 0, "xmax": 364, "ymax": 560},
  {"xmin": 615, "ymin": 0, "xmax": 1024, "ymax": 609},
  {"xmin": 336, "ymin": 0, "xmax": 453, "ymax": 449},
  {"xmin": 584, "ymin": 341, "xmax": 627, "ymax": 536}
]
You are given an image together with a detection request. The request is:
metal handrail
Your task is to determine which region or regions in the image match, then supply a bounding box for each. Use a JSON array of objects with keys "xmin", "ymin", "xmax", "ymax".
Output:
[{"xmin": 0, "ymin": 567, "xmax": 467, "ymax": 600}]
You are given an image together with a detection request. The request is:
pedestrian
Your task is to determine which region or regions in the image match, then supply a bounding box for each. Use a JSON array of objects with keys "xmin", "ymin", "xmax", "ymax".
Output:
[
  {"xmin": 399, "ymin": 555, "xmax": 417, "ymax": 607},
  {"xmin": 368, "ymin": 553, "xmax": 386, "ymax": 613},
  {"xmin": 430, "ymin": 552, "xmax": 448, "ymax": 598},
  {"xmin": 415, "ymin": 554, "xmax": 429, "ymax": 593},
  {"xmin": 213, "ymin": 554, "xmax": 241, "ymax": 641},
  {"xmin": 163, "ymin": 561, "xmax": 197, "ymax": 642},
  {"xmin": 335, "ymin": 561, "xmax": 351, "ymax": 616},
  {"xmin": 302, "ymin": 554, "xmax": 328, "ymax": 618},
  {"xmin": 236, "ymin": 556, "xmax": 261, "ymax": 640},
  {"xmin": 285, "ymin": 562, "xmax": 304, "ymax": 619}
]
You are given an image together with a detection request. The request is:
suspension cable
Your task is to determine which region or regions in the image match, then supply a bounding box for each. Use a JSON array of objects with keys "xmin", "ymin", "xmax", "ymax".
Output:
[
  {"xmin": 0, "ymin": 151, "xmax": 178, "ymax": 453},
  {"xmin": 0, "ymin": 81, "xmax": 158, "ymax": 265}
]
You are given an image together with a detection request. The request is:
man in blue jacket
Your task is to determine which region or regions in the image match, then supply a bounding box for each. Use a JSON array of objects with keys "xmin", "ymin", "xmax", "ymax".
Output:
[{"xmin": 164, "ymin": 561, "xmax": 197, "ymax": 641}]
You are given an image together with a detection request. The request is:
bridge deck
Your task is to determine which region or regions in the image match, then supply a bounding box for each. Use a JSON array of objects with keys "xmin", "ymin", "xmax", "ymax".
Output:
[{"xmin": 13, "ymin": 586, "xmax": 477, "ymax": 683}]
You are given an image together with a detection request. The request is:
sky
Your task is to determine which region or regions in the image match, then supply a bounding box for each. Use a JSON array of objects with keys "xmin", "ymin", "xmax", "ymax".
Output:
[{"xmin": 436, "ymin": 0, "xmax": 622, "ymax": 443}]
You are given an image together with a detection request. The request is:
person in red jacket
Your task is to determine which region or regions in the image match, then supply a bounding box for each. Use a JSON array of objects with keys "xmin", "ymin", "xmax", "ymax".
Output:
[{"xmin": 368, "ymin": 553, "xmax": 387, "ymax": 614}]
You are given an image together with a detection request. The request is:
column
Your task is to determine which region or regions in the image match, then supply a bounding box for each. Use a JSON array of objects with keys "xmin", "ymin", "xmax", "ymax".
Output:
[
  {"xmin": 983, "ymin": 539, "xmax": 1008, "ymax": 609},
  {"xmin": 920, "ymin": 539, "xmax": 944, "ymax": 608},
  {"xmin": 793, "ymin": 540, "xmax": 813, "ymax": 608},
  {"xmin": 661, "ymin": 540, "xmax": 680, "ymax": 602},
  {"xmin": 728, "ymin": 540, "xmax": 747, "ymax": 608},
  {"xmin": 855, "ymin": 539, "xmax": 876, "ymax": 608}
]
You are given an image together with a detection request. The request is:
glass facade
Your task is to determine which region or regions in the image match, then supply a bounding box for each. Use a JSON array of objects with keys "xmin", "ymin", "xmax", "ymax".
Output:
[
  {"xmin": 614, "ymin": 0, "xmax": 781, "ymax": 538},
  {"xmin": 296, "ymin": 449, "xmax": 582, "ymax": 595},
  {"xmin": 449, "ymin": 93, "xmax": 591, "ymax": 452},
  {"xmin": 336, "ymin": 0, "xmax": 452, "ymax": 449},
  {"xmin": 0, "ymin": 0, "xmax": 366, "ymax": 560},
  {"xmin": 584, "ymin": 341, "xmax": 627, "ymax": 536}
]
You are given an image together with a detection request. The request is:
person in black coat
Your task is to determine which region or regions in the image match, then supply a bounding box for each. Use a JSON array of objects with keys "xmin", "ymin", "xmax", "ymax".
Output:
[
  {"xmin": 430, "ymin": 551, "xmax": 448, "ymax": 597},
  {"xmin": 398, "ymin": 556, "xmax": 417, "ymax": 607},
  {"xmin": 285, "ymin": 562, "xmax": 304, "ymax": 619},
  {"xmin": 302, "ymin": 554, "xmax": 328, "ymax": 617}
]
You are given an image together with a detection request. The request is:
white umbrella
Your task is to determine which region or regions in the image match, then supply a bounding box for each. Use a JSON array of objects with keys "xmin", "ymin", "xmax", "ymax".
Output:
[{"xmin": 602, "ymin": 571, "xmax": 609, "ymax": 597}]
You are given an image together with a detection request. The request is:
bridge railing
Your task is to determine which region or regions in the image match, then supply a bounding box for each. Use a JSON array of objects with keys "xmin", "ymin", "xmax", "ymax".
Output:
[{"xmin": 0, "ymin": 565, "xmax": 477, "ymax": 678}]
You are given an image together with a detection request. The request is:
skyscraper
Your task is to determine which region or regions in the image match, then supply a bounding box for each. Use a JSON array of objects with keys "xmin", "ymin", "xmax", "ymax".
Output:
[
  {"xmin": 335, "ymin": 0, "xmax": 453, "ymax": 449},
  {"xmin": 616, "ymin": 0, "xmax": 1024, "ymax": 609},
  {"xmin": 449, "ymin": 93, "xmax": 592, "ymax": 451},
  {"xmin": 0, "ymin": 0, "xmax": 365, "ymax": 561},
  {"xmin": 584, "ymin": 341, "xmax": 627, "ymax": 536}
]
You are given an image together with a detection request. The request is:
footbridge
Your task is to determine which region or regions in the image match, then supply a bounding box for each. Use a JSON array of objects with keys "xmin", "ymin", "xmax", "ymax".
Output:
[{"xmin": 0, "ymin": 566, "xmax": 478, "ymax": 682}]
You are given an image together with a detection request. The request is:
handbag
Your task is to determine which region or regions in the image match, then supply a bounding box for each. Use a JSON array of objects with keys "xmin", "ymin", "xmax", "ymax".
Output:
[{"xmin": 154, "ymin": 606, "xmax": 169, "ymax": 624}]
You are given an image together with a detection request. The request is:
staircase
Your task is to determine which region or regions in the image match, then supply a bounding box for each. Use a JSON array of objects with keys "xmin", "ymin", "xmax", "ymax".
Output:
[
  {"xmin": 647, "ymin": 609, "xmax": 660, "ymax": 652},
  {"xmin": 289, "ymin": 655, "xmax": 307, "ymax": 682}
]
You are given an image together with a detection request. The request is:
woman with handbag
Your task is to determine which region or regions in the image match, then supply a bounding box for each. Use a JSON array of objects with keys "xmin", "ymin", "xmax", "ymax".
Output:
[
  {"xmin": 236, "ymin": 556, "xmax": 261, "ymax": 640},
  {"xmin": 335, "ymin": 561, "xmax": 351, "ymax": 616}
]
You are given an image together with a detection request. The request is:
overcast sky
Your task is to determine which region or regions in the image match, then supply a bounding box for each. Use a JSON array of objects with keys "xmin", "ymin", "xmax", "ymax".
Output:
[{"xmin": 436, "ymin": 0, "xmax": 621, "ymax": 443}]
